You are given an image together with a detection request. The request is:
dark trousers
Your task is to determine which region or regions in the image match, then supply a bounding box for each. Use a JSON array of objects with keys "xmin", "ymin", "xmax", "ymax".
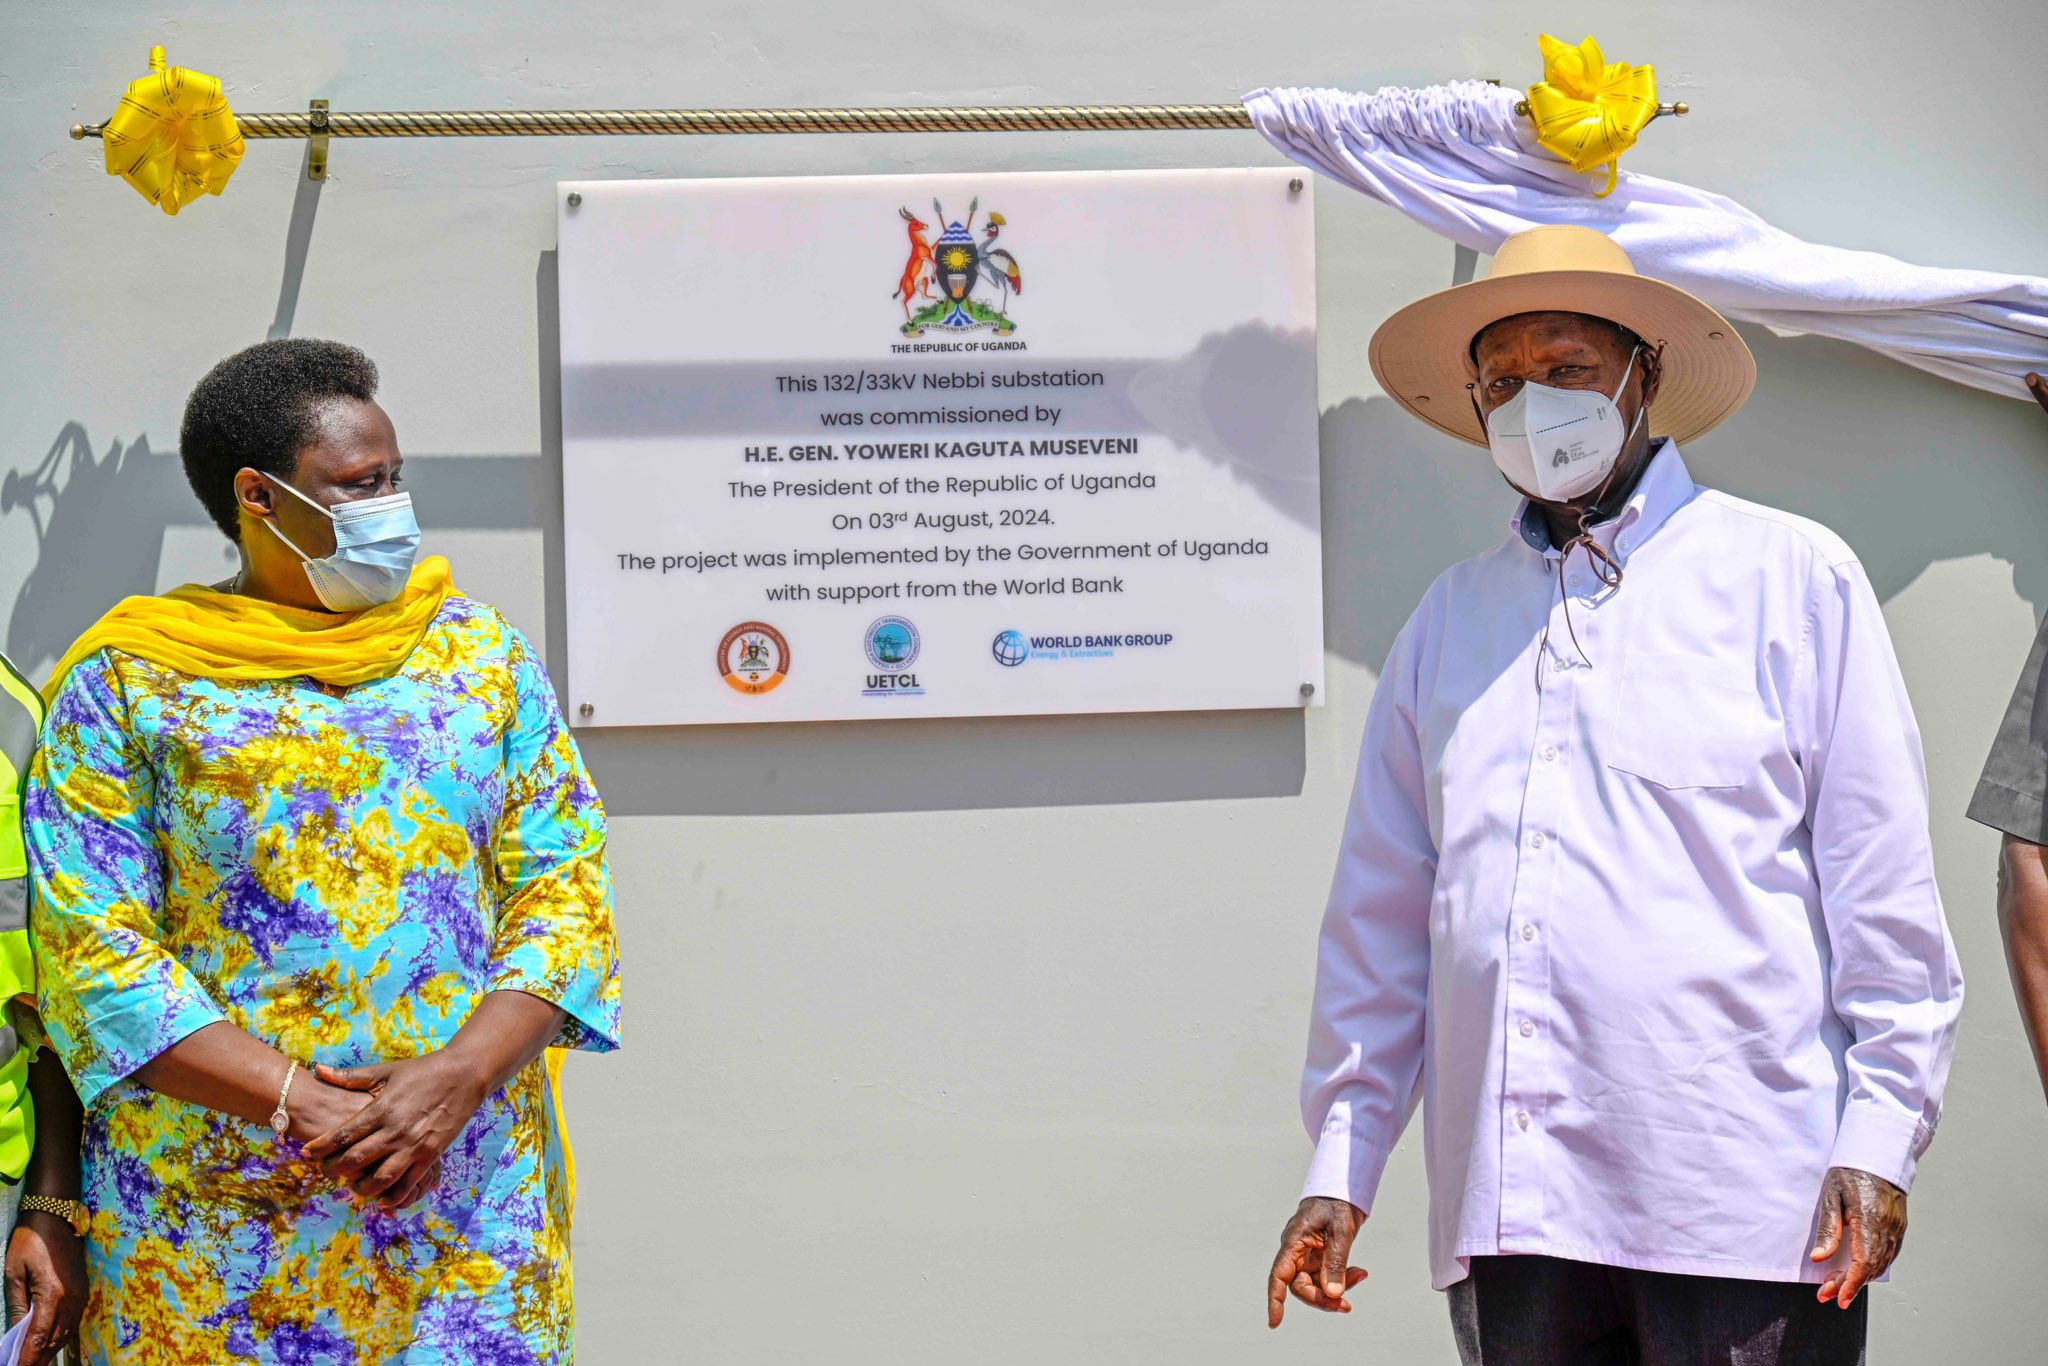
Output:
[{"xmin": 1449, "ymin": 1255, "xmax": 1867, "ymax": 1366}]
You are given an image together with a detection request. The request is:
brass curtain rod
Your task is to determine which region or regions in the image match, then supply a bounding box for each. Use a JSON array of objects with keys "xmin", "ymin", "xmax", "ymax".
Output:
[{"xmin": 69, "ymin": 98, "xmax": 1686, "ymax": 141}]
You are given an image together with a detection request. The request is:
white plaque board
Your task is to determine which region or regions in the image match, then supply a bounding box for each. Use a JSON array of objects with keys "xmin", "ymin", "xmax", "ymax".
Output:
[{"xmin": 557, "ymin": 168, "xmax": 1322, "ymax": 726}]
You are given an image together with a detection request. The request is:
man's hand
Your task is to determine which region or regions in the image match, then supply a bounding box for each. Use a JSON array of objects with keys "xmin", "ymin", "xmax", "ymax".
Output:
[
  {"xmin": 1267, "ymin": 1197, "xmax": 1367, "ymax": 1327},
  {"xmin": 302, "ymin": 1053, "xmax": 485, "ymax": 1209},
  {"xmin": 2028, "ymin": 372, "xmax": 2048, "ymax": 416},
  {"xmin": 1809, "ymin": 1165, "xmax": 1907, "ymax": 1308},
  {"xmin": 5, "ymin": 1210, "xmax": 86, "ymax": 1366}
]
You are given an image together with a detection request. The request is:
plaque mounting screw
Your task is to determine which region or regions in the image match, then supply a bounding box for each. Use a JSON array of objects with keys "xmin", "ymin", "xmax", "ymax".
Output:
[
  {"xmin": 578, "ymin": 702, "xmax": 594, "ymax": 718},
  {"xmin": 567, "ymin": 191, "xmax": 583, "ymax": 208},
  {"xmin": 1288, "ymin": 177, "xmax": 1303, "ymax": 194},
  {"xmin": 1299, "ymin": 682, "xmax": 1316, "ymax": 698}
]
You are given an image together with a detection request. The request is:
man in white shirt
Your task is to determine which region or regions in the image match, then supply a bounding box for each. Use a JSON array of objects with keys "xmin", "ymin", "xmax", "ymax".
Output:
[{"xmin": 1264, "ymin": 227, "xmax": 1963, "ymax": 1363}]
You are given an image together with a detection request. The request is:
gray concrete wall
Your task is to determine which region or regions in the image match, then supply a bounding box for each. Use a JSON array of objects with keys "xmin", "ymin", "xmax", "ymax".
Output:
[{"xmin": 3, "ymin": 3, "xmax": 2044, "ymax": 1360}]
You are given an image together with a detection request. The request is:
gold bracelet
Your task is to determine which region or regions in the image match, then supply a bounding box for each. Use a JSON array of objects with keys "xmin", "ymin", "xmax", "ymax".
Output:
[
  {"xmin": 19, "ymin": 1196, "xmax": 87, "ymax": 1236},
  {"xmin": 270, "ymin": 1058, "xmax": 299, "ymax": 1137}
]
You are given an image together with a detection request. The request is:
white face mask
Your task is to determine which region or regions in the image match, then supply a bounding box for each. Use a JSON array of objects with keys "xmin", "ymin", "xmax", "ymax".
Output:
[
  {"xmin": 259, "ymin": 473, "xmax": 421, "ymax": 611},
  {"xmin": 1483, "ymin": 347, "xmax": 1645, "ymax": 503}
]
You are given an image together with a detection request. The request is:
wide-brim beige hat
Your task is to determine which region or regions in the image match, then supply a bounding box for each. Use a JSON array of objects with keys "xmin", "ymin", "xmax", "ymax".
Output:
[{"xmin": 1369, "ymin": 225, "xmax": 1757, "ymax": 447}]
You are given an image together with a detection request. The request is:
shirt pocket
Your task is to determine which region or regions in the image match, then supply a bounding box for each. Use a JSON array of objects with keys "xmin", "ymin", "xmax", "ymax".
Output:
[{"xmin": 1605, "ymin": 653, "xmax": 1770, "ymax": 791}]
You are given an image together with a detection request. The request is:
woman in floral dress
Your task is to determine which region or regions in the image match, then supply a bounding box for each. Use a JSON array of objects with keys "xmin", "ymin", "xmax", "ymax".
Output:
[{"xmin": 26, "ymin": 340, "xmax": 621, "ymax": 1364}]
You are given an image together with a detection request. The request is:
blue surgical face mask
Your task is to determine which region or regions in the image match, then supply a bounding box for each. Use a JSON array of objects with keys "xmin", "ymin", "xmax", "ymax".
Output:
[{"xmin": 259, "ymin": 473, "xmax": 421, "ymax": 611}]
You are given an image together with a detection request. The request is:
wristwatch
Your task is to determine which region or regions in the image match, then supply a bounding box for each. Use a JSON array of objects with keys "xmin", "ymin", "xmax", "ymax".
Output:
[
  {"xmin": 19, "ymin": 1196, "xmax": 87, "ymax": 1237},
  {"xmin": 271, "ymin": 1058, "xmax": 299, "ymax": 1137}
]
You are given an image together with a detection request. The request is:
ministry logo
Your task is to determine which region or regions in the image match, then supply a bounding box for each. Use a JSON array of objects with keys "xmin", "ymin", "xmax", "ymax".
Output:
[{"xmin": 718, "ymin": 622, "xmax": 790, "ymax": 695}]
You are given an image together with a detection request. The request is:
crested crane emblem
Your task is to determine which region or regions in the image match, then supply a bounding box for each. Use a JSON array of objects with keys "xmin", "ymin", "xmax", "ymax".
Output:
[{"xmin": 892, "ymin": 196, "xmax": 1023, "ymax": 337}]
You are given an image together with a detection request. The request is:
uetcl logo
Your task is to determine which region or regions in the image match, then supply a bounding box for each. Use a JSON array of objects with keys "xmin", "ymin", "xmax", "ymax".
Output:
[{"xmin": 863, "ymin": 616, "xmax": 925, "ymax": 697}]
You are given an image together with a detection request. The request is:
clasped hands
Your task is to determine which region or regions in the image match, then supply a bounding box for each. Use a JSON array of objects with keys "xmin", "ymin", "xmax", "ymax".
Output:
[
  {"xmin": 288, "ymin": 1048, "xmax": 488, "ymax": 1212},
  {"xmin": 1265, "ymin": 1165, "xmax": 1907, "ymax": 1327}
]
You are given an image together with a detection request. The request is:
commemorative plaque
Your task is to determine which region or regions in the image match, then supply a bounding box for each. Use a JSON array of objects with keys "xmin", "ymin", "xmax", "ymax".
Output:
[{"xmin": 557, "ymin": 168, "xmax": 1322, "ymax": 725}]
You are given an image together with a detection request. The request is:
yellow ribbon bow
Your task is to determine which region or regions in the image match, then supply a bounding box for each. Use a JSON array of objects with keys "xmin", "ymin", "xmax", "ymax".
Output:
[
  {"xmin": 1523, "ymin": 34, "xmax": 1657, "ymax": 198},
  {"xmin": 101, "ymin": 45, "xmax": 245, "ymax": 216}
]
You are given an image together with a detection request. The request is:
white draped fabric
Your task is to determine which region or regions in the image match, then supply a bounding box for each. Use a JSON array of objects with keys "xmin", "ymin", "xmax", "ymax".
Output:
[{"xmin": 1244, "ymin": 81, "xmax": 2048, "ymax": 401}]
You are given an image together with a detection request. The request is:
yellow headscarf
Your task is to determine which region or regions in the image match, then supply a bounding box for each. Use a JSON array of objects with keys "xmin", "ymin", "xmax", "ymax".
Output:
[
  {"xmin": 40, "ymin": 553, "xmax": 582, "ymax": 1208},
  {"xmin": 42, "ymin": 556, "xmax": 456, "ymax": 705}
]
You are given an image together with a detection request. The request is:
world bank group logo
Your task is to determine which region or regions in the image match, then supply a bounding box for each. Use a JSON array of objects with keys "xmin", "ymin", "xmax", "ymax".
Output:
[
  {"xmin": 893, "ymin": 197, "xmax": 1023, "ymax": 338},
  {"xmin": 863, "ymin": 616, "xmax": 924, "ymax": 697},
  {"xmin": 996, "ymin": 630, "xmax": 1173, "ymax": 663},
  {"xmin": 718, "ymin": 621, "xmax": 790, "ymax": 695}
]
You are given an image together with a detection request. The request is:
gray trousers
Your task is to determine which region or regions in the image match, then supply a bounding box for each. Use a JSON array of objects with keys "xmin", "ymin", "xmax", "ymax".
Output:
[{"xmin": 1449, "ymin": 1255, "xmax": 1867, "ymax": 1366}]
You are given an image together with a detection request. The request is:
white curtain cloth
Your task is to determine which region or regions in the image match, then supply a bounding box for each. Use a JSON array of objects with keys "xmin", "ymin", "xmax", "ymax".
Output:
[{"xmin": 1245, "ymin": 81, "xmax": 2048, "ymax": 401}]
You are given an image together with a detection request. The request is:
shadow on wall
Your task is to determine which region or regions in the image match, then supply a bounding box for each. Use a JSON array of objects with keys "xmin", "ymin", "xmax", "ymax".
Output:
[
  {"xmin": 3, "ymin": 425, "xmax": 189, "ymax": 679},
  {"xmin": 1317, "ymin": 320, "xmax": 2048, "ymax": 676},
  {"xmin": 0, "ymin": 427, "xmax": 562, "ymax": 684},
  {"xmin": 576, "ymin": 707, "xmax": 1310, "ymax": 816},
  {"xmin": 9, "ymin": 272, "xmax": 2042, "ymax": 812},
  {"xmin": 1128, "ymin": 324, "xmax": 1321, "ymax": 532},
  {"xmin": 1708, "ymin": 324, "xmax": 2048, "ymax": 612},
  {"xmin": 0, "ymin": 258, "xmax": 1315, "ymax": 818},
  {"xmin": 1318, "ymin": 395, "xmax": 1507, "ymax": 671},
  {"xmin": 560, "ymin": 324, "xmax": 1322, "ymax": 534},
  {"xmin": 266, "ymin": 142, "xmax": 327, "ymax": 342}
]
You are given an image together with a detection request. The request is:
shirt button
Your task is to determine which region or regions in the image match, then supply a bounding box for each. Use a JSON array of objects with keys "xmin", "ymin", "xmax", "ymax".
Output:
[
  {"xmin": 1521, "ymin": 924, "xmax": 1537, "ymax": 941},
  {"xmin": 1516, "ymin": 1111, "xmax": 1532, "ymax": 1131},
  {"xmin": 1520, "ymin": 1020, "xmax": 1536, "ymax": 1038},
  {"xmin": 1541, "ymin": 745, "xmax": 1558, "ymax": 762},
  {"xmin": 1569, "ymin": 574, "xmax": 1585, "ymax": 588},
  {"xmin": 1528, "ymin": 832, "xmax": 1546, "ymax": 849}
]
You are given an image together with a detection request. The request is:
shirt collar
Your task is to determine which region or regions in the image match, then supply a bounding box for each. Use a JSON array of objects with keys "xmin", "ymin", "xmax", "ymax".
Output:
[{"xmin": 1510, "ymin": 439, "xmax": 1697, "ymax": 560}]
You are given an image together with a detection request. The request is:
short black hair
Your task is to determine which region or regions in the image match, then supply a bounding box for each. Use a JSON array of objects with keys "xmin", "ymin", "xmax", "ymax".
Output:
[
  {"xmin": 1470, "ymin": 311, "xmax": 1645, "ymax": 366},
  {"xmin": 178, "ymin": 339, "xmax": 380, "ymax": 541}
]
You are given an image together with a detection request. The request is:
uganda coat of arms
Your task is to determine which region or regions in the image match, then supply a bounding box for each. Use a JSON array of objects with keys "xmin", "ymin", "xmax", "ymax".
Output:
[{"xmin": 892, "ymin": 197, "xmax": 1023, "ymax": 337}]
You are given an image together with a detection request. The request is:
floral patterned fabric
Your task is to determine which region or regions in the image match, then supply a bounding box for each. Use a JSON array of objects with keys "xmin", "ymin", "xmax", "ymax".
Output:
[{"xmin": 26, "ymin": 594, "xmax": 621, "ymax": 1365}]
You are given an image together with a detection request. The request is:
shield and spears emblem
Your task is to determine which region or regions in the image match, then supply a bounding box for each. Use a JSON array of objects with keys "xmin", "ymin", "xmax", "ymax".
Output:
[
  {"xmin": 932, "ymin": 220, "xmax": 981, "ymax": 329},
  {"xmin": 893, "ymin": 196, "xmax": 1021, "ymax": 337}
]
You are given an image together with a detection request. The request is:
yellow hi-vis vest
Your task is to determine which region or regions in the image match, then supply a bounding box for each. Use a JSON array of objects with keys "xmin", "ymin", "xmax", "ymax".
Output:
[{"xmin": 0, "ymin": 654, "xmax": 44, "ymax": 1182}]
